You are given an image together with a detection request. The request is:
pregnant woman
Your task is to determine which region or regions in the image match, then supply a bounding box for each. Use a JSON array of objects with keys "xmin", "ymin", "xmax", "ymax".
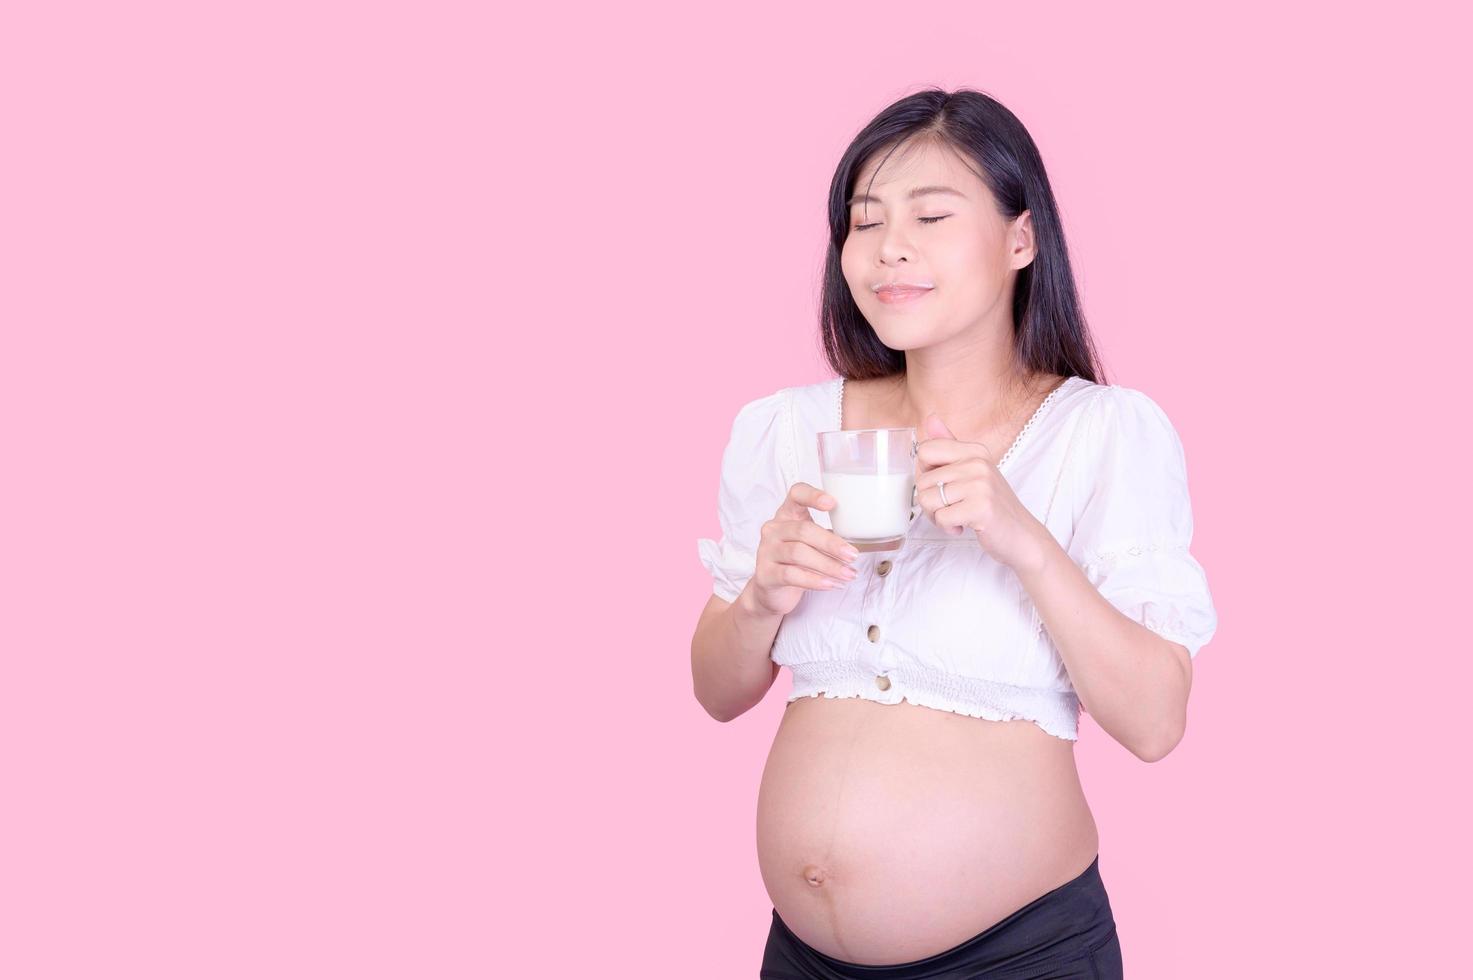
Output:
[{"xmin": 692, "ymin": 89, "xmax": 1219, "ymax": 979}]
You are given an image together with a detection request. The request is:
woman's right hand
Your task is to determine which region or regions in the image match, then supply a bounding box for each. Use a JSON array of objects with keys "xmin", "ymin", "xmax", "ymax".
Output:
[{"xmin": 744, "ymin": 482, "xmax": 862, "ymax": 617}]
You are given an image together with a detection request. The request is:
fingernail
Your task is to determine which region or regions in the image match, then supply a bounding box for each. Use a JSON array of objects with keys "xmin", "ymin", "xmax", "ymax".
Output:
[{"xmin": 843, "ymin": 546, "xmax": 860, "ymax": 560}]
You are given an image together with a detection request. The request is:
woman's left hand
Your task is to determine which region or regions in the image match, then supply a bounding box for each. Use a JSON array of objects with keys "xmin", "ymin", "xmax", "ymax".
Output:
[{"xmin": 914, "ymin": 412, "xmax": 1051, "ymax": 572}]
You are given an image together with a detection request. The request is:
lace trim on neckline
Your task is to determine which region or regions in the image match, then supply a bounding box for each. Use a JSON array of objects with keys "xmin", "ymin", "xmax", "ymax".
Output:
[
  {"xmin": 997, "ymin": 377, "xmax": 1072, "ymax": 470},
  {"xmin": 834, "ymin": 375, "xmax": 1075, "ymax": 470}
]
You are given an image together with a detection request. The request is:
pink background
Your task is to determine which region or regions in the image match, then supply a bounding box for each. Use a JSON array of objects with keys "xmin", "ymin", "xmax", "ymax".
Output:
[{"xmin": 3, "ymin": 2, "xmax": 1468, "ymax": 977}]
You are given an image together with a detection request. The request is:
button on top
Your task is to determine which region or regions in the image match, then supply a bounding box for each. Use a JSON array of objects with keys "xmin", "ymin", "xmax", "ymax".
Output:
[
  {"xmin": 867, "ymin": 624, "xmax": 880, "ymax": 642},
  {"xmin": 875, "ymin": 674, "xmax": 891, "ymax": 691},
  {"xmin": 876, "ymin": 560, "xmax": 892, "ymax": 577}
]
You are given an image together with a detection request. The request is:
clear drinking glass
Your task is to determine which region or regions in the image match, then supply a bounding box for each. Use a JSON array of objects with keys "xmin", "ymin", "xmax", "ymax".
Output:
[{"xmin": 816, "ymin": 427, "xmax": 919, "ymax": 553}]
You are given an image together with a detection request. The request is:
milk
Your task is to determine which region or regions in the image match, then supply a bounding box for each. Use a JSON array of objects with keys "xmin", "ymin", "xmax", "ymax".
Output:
[{"xmin": 820, "ymin": 469, "xmax": 915, "ymax": 542}]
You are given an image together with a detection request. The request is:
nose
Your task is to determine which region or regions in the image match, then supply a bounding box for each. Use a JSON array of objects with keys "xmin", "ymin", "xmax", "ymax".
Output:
[{"xmin": 875, "ymin": 224, "xmax": 913, "ymax": 265}]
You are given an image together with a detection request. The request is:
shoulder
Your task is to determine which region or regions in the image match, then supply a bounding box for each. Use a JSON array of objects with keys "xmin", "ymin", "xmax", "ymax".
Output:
[
  {"xmin": 719, "ymin": 387, "xmax": 790, "ymax": 465},
  {"xmin": 728, "ymin": 375, "xmax": 838, "ymax": 414},
  {"xmin": 787, "ymin": 376, "xmax": 843, "ymax": 428},
  {"xmin": 729, "ymin": 385, "xmax": 789, "ymax": 427},
  {"xmin": 1080, "ymin": 383, "xmax": 1182, "ymax": 447},
  {"xmin": 717, "ymin": 384, "xmax": 802, "ymax": 482},
  {"xmin": 719, "ymin": 378, "xmax": 840, "ymax": 476},
  {"xmin": 1070, "ymin": 383, "xmax": 1194, "ymax": 496},
  {"xmin": 728, "ymin": 376, "xmax": 843, "ymax": 437}
]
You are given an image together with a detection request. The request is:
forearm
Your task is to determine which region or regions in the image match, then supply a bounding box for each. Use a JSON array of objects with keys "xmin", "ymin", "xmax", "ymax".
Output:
[
  {"xmin": 691, "ymin": 586, "xmax": 785, "ymax": 722},
  {"xmin": 1013, "ymin": 527, "xmax": 1190, "ymax": 761}
]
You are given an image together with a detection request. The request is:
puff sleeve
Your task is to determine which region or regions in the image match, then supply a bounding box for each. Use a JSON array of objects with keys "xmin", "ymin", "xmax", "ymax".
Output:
[
  {"xmin": 1065, "ymin": 386, "xmax": 1219, "ymax": 658},
  {"xmin": 696, "ymin": 389, "xmax": 792, "ymax": 604}
]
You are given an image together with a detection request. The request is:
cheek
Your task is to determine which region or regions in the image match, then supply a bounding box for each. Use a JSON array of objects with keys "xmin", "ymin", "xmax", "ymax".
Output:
[
  {"xmin": 839, "ymin": 240, "xmax": 865, "ymax": 289},
  {"xmin": 939, "ymin": 226, "xmax": 992, "ymax": 269},
  {"xmin": 941, "ymin": 236, "xmax": 1007, "ymax": 291}
]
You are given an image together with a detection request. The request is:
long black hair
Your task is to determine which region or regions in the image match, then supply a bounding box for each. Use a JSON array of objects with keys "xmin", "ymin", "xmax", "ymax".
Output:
[{"xmin": 819, "ymin": 87, "xmax": 1107, "ymax": 387}]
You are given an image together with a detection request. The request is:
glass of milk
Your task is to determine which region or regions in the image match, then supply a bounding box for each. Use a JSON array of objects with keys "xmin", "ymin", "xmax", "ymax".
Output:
[{"xmin": 816, "ymin": 427, "xmax": 918, "ymax": 552}]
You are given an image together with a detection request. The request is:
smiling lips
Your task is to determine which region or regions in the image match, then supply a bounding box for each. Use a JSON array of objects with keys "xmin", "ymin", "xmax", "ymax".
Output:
[{"xmin": 874, "ymin": 283, "xmax": 934, "ymax": 305}]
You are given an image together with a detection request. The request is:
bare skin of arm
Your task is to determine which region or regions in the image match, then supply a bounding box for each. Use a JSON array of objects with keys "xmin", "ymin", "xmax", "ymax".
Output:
[
  {"xmin": 692, "ymin": 483, "xmax": 859, "ymax": 722},
  {"xmin": 690, "ymin": 591, "xmax": 785, "ymax": 723}
]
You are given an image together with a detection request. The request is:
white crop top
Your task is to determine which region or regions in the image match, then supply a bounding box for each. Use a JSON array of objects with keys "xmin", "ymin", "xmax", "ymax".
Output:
[{"xmin": 696, "ymin": 375, "xmax": 1219, "ymax": 741}]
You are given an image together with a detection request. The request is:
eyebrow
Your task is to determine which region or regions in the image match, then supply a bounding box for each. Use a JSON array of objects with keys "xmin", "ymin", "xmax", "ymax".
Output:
[{"xmin": 846, "ymin": 185, "xmax": 968, "ymax": 208}]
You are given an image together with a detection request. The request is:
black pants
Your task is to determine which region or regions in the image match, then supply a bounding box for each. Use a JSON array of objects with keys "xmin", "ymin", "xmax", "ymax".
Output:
[{"xmin": 760, "ymin": 854, "xmax": 1122, "ymax": 979}]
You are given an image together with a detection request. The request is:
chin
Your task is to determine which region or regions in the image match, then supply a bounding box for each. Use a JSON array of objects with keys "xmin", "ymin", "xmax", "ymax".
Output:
[{"xmin": 869, "ymin": 325, "xmax": 937, "ymax": 350}]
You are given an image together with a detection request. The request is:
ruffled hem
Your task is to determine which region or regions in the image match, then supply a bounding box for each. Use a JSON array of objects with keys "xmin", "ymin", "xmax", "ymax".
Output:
[
  {"xmin": 696, "ymin": 536, "xmax": 750, "ymax": 604},
  {"xmin": 1143, "ymin": 620, "xmax": 1213, "ymax": 659},
  {"xmin": 781, "ymin": 659, "xmax": 1081, "ymax": 741},
  {"xmin": 1078, "ymin": 545, "xmax": 1217, "ymax": 659}
]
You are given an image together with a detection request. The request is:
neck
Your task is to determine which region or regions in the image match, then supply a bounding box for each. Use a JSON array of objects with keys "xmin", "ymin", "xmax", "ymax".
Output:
[{"xmin": 884, "ymin": 355, "xmax": 1053, "ymax": 444}]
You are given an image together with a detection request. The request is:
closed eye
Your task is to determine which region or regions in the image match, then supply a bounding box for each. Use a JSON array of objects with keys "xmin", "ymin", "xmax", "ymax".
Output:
[{"xmin": 853, "ymin": 215, "xmax": 950, "ymax": 232}]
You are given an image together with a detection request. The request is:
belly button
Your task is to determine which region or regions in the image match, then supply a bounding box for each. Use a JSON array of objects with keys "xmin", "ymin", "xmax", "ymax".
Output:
[{"xmin": 801, "ymin": 864, "xmax": 829, "ymax": 887}]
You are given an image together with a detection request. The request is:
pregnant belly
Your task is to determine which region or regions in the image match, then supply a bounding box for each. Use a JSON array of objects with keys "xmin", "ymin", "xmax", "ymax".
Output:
[{"xmin": 756, "ymin": 693, "xmax": 1101, "ymax": 967}]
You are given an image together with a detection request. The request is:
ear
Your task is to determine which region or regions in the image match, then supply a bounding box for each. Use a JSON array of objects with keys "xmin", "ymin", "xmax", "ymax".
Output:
[{"xmin": 1012, "ymin": 209, "xmax": 1036, "ymax": 270}]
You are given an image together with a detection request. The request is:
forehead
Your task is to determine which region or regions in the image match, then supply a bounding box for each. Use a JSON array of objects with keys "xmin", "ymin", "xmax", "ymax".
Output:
[{"xmin": 850, "ymin": 139, "xmax": 980, "ymax": 201}]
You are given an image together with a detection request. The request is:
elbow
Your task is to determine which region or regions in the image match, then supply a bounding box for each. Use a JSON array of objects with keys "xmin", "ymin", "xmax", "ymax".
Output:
[
  {"xmin": 695, "ymin": 678, "xmax": 768, "ymax": 723},
  {"xmin": 694, "ymin": 678, "xmax": 768, "ymax": 724},
  {"xmin": 690, "ymin": 664, "xmax": 747, "ymax": 724},
  {"xmin": 1134, "ymin": 738, "xmax": 1172, "ymax": 764},
  {"xmin": 691, "ymin": 663, "xmax": 736, "ymax": 723},
  {"xmin": 1135, "ymin": 717, "xmax": 1186, "ymax": 763},
  {"xmin": 1136, "ymin": 644, "xmax": 1192, "ymax": 762},
  {"xmin": 694, "ymin": 687, "xmax": 737, "ymax": 723}
]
